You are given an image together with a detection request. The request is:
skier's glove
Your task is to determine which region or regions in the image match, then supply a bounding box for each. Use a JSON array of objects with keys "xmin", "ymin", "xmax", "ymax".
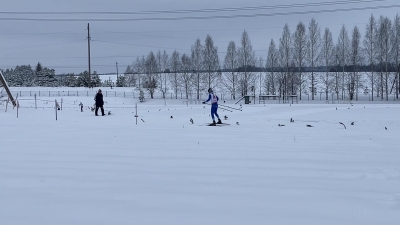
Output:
[{"xmin": 202, "ymin": 102, "xmax": 206, "ymax": 104}]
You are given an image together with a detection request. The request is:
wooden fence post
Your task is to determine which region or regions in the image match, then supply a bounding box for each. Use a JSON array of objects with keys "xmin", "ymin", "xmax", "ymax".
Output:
[
  {"xmin": 5, "ymin": 97, "xmax": 8, "ymax": 112},
  {"xmin": 55, "ymin": 100, "xmax": 58, "ymax": 121}
]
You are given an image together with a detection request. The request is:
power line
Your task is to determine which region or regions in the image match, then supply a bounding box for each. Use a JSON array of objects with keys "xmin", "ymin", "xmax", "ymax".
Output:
[
  {"xmin": 89, "ymin": 21, "xmax": 369, "ymax": 47},
  {"xmin": 0, "ymin": 55, "xmax": 138, "ymax": 60},
  {"xmin": 0, "ymin": 3, "xmax": 399, "ymax": 22},
  {"xmin": 0, "ymin": 0, "xmax": 390, "ymax": 15},
  {"xmin": 0, "ymin": 40, "xmax": 84, "ymax": 51},
  {"xmin": 92, "ymin": 40, "xmax": 191, "ymax": 52},
  {"xmin": 0, "ymin": 31, "xmax": 82, "ymax": 40},
  {"xmin": 92, "ymin": 21, "xmax": 370, "ymax": 34},
  {"xmin": 0, "ymin": 65, "xmax": 121, "ymax": 69}
]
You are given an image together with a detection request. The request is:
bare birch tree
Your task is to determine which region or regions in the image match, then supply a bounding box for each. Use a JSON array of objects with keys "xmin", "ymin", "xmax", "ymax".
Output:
[
  {"xmin": 307, "ymin": 18, "xmax": 321, "ymax": 100},
  {"xmin": 191, "ymin": 39, "xmax": 204, "ymax": 99},
  {"xmin": 278, "ymin": 24, "xmax": 292, "ymax": 98},
  {"xmin": 349, "ymin": 26, "xmax": 362, "ymax": 101},
  {"xmin": 333, "ymin": 45, "xmax": 341, "ymax": 100},
  {"xmin": 287, "ymin": 60, "xmax": 297, "ymax": 95},
  {"xmin": 169, "ymin": 50, "xmax": 181, "ymax": 99},
  {"xmin": 266, "ymin": 39, "xmax": 278, "ymax": 95},
  {"xmin": 257, "ymin": 57, "xmax": 265, "ymax": 95},
  {"xmin": 133, "ymin": 56, "xmax": 146, "ymax": 89},
  {"xmin": 223, "ymin": 41, "xmax": 239, "ymax": 99},
  {"xmin": 202, "ymin": 35, "xmax": 220, "ymax": 90},
  {"xmin": 180, "ymin": 53, "xmax": 192, "ymax": 99},
  {"xmin": 391, "ymin": 14, "xmax": 400, "ymax": 99},
  {"xmin": 144, "ymin": 51, "xmax": 158, "ymax": 98},
  {"xmin": 156, "ymin": 50, "xmax": 169, "ymax": 98},
  {"xmin": 124, "ymin": 65, "xmax": 136, "ymax": 87},
  {"xmin": 337, "ymin": 25, "xmax": 351, "ymax": 100},
  {"xmin": 363, "ymin": 14, "xmax": 377, "ymax": 100},
  {"xmin": 320, "ymin": 27, "xmax": 334, "ymax": 100},
  {"xmin": 238, "ymin": 30, "xmax": 256, "ymax": 96},
  {"xmin": 376, "ymin": 16, "xmax": 392, "ymax": 100},
  {"xmin": 293, "ymin": 21, "xmax": 307, "ymax": 100}
]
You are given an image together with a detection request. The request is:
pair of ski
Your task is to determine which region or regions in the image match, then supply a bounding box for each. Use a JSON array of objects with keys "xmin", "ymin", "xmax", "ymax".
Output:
[{"xmin": 203, "ymin": 123, "xmax": 230, "ymax": 126}]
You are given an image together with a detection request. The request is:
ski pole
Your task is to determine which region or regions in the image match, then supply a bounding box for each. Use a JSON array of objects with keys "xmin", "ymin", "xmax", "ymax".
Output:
[
  {"xmin": 218, "ymin": 106, "xmax": 233, "ymax": 112},
  {"xmin": 203, "ymin": 103, "xmax": 233, "ymax": 112},
  {"xmin": 218, "ymin": 103, "xmax": 242, "ymax": 111}
]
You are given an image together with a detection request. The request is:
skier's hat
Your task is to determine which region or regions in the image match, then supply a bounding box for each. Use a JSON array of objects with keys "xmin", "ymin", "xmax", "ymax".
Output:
[{"xmin": 208, "ymin": 88, "xmax": 213, "ymax": 93}]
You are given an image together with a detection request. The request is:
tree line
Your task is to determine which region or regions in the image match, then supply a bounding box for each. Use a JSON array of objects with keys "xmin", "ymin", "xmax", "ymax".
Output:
[
  {"xmin": 118, "ymin": 14, "xmax": 400, "ymax": 101},
  {"xmin": 1, "ymin": 63, "xmax": 105, "ymax": 88},
  {"xmin": 2, "ymin": 14, "xmax": 399, "ymax": 101}
]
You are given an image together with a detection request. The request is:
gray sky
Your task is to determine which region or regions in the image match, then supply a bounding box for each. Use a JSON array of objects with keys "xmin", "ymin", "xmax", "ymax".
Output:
[{"xmin": 0, "ymin": 0, "xmax": 399, "ymax": 76}]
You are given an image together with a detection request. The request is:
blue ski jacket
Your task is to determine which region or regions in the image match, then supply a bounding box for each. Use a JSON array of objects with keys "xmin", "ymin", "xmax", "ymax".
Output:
[{"xmin": 205, "ymin": 93, "xmax": 219, "ymax": 106}]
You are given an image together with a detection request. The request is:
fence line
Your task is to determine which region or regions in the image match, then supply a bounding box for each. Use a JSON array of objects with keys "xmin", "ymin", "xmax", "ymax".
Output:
[
  {"xmin": 4, "ymin": 89, "xmax": 399, "ymax": 103},
  {"xmin": 7, "ymin": 90, "xmax": 216, "ymax": 100},
  {"xmin": 9, "ymin": 90, "xmax": 135, "ymax": 98}
]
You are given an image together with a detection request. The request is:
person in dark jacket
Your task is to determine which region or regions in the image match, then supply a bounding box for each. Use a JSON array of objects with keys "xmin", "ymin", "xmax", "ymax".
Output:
[{"xmin": 94, "ymin": 89, "xmax": 105, "ymax": 116}]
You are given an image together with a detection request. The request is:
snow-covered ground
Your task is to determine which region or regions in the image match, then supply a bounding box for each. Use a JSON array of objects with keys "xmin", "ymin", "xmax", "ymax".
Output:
[{"xmin": 1, "ymin": 88, "xmax": 400, "ymax": 225}]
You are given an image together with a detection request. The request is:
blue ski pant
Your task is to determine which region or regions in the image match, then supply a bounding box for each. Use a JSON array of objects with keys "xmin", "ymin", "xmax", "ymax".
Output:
[{"xmin": 211, "ymin": 105, "xmax": 220, "ymax": 121}]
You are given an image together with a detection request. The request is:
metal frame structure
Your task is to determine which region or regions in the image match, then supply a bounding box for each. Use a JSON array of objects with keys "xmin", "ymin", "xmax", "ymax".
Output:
[{"xmin": 0, "ymin": 71, "xmax": 16, "ymax": 107}]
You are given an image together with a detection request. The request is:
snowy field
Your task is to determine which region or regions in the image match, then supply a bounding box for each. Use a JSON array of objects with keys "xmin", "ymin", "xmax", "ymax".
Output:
[{"xmin": 1, "ymin": 88, "xmax": 400, "ymax": 225}]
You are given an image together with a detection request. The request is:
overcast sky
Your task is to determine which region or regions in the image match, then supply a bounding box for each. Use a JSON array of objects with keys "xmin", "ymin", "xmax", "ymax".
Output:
[{"xmin": 0, "ymin": 0, "xmax": 399, "ymax": 76}]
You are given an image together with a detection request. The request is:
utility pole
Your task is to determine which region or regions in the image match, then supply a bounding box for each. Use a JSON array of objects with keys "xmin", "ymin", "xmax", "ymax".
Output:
[
  {"xmin": 116, "ymin": 61, "xmax": 119, "ymax": 80},
  {"xmin": 87, "ymin": 23, "xmax": 91, "ymax": 89}
]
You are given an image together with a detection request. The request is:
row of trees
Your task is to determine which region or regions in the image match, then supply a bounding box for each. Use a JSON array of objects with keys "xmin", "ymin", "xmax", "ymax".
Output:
[
  {"xmin": 117, "ymin": 14, "xmax": 399, "ymax": 101},
  {"xmin": 119, "ymin": 31, "xmax": 261, "ymax": 100},
  {"xmin": 2, "ymin": 14, "xmax": 399, "ymax": 101},
  {"xmin": 1, "ymin": 63, "xmax": 104, "ymax": 88},
  {"xmin": 274, "ymin": 14, "xmax": 400, "ymax": 101}
]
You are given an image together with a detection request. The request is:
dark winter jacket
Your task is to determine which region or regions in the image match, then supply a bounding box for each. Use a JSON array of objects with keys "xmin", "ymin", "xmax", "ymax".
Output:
[{"xmin": 94, "ymin": 93, "xmax": 104, "ymax": 107}]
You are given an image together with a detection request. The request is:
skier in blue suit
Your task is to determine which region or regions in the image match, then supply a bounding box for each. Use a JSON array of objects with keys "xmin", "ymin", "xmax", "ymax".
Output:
[{"xmin": 202, "ymin": 88, "xmax": 222, "ymax": 125}]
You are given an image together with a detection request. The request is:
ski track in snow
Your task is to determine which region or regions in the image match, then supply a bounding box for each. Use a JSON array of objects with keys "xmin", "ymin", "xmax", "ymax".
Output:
[{"xmin": 1, "ymin": 89, "xmax": 400, "ymax": 225}]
